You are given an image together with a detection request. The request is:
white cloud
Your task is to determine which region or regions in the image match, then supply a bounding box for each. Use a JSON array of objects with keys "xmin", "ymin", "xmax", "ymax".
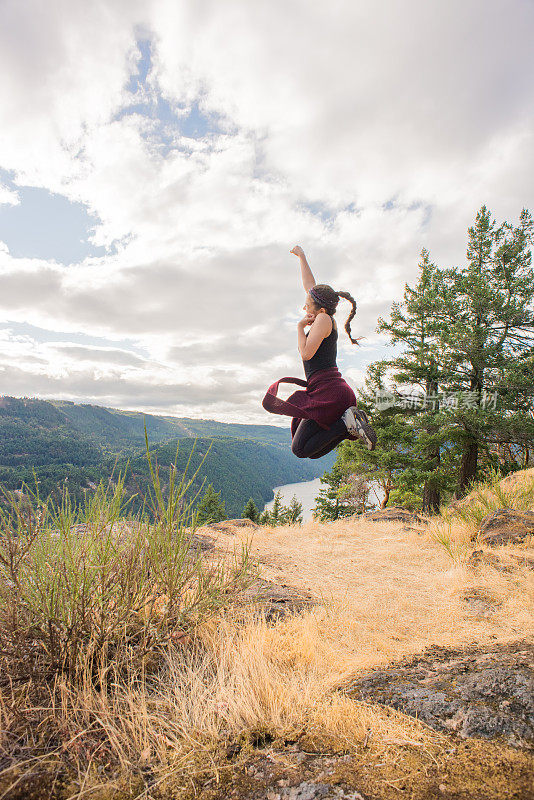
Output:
[
  {"xmin": 0, "ymin": 0, "xmax": 149, "ymax": 188},
  {"xmin": 153, "ymin": 0, "xmax": 534, "ymax": 206},
  {"xmin": 0, "ymin": 184, "xmax": 20, "ymax": 206},
  {"xmin": 0, "ymin": 0, "xmax": 533, "ymax": 421}
]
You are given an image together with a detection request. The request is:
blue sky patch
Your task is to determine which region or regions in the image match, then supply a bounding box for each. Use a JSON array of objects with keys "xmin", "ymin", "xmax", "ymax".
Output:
[
  {"xmin": 298, "ymin": 199, "xmax": 361, "ymax": 226},
  {"xmin": 299, "ymin": 200, "xmax": 338, "ymax": 226},
  {"xmin": 0, "ymin": 320, "xmax": 149, "ymax": 357},
  {"xmin": 117, "ymin": 37, "xmax": 232, "ymax": 152},
  {"xmin": 126, "ymin": 37, "xmax": 152, "ymax": 93},
  {"xmin": 0, "ymin": 170, "xmax": 107, "ymax": 265}
]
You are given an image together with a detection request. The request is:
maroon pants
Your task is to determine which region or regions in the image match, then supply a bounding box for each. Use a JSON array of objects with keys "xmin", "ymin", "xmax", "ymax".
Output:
[{"xmin": 262, "ymin": 367, "xmax": 356, "ymax": 458}]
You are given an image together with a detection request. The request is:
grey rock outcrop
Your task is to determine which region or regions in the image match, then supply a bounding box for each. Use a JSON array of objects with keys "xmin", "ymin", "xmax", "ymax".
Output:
[
  {"xmin": 473, "ymin": 508, "xmax": 534, "ymax": 545},
  {"xmin": 340, "ymin": 641, "xmax": 534, "ymax": 750},
  {"xmin": 467, "ymin": 548, "xmax": 534, "ymax": 572}
]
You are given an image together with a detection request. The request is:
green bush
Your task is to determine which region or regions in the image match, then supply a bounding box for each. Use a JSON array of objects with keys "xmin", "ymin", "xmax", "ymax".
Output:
[{"xmin": 387, "ymin": 487, "xmax": 423, "ymax": 512}]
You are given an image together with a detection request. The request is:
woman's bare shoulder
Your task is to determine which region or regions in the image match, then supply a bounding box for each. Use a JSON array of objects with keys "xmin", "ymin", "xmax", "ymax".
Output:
[{"xmin": 312, "ymin": 313, "xmax": 333, "ymax": 334}]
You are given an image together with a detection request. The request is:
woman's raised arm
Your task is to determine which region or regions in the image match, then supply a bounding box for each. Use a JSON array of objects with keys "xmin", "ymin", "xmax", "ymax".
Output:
[{"xmin": 290, "ymin": 245, "xmax": 316, "ymax": 292}]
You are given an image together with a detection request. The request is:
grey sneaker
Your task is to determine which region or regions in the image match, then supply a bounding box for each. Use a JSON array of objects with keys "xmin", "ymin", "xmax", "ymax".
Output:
[{"xmin": 342, "ymin": 407, "xmax": 377, "ymax": 450}]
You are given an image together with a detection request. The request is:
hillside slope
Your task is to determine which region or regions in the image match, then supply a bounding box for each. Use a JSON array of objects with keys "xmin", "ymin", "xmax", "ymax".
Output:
[
  {"xmin": 118, "ymin": 436, "xmax": 326, "ymax": 517},
  {"xmin": 51, "ymin": 400, "xmax": 294, "ymax": 449},
  {"xmin": 0, "ymin": 395, "xmax": 335, "ymax": 515}
]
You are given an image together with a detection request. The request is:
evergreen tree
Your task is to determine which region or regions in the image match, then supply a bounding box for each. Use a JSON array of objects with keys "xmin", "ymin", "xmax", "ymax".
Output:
[
  {"xmin": 437, "ymin": 207, "xmax": 534, "ymax": 496},
  {"xmin": 313, "ymin": 459, "xmax": 353, "ymax": 521},
  {"xmin": 365, "ymin": 206, "xmax": 534, "ymax": 506},
  {"xmin": 196, "ymin": 484, "xmax": 226, "ymax": 525},
  {"xmin": 258, "ymin": 492, "xmax": 303, "ymax": 527},
  {"xmin": 337, "ymin": 359, "xmax": 419, "ymax": 511},
  {"xmin": 285, "ymin": 495, "xmax": 303, "ymax": 525},
  {"xmin": 269, "ymin": 490, "xmax": 284, "ymax": 525},
  {"xmin": 375, "ymin": 248, "xmax": 454, "ymax": 512},
  {"xmin": 490, "ymin": 347, "xmax": 534, "ymax": 469},
  {"xmin": 243, "ymin": 497, "xmax": 260, "ymax": 522}
]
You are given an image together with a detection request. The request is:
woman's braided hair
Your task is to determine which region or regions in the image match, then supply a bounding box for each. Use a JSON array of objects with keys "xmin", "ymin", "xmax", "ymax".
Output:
[{"xmin": 309, "ymin": 284, "xmax": 364, "ymax": 346}]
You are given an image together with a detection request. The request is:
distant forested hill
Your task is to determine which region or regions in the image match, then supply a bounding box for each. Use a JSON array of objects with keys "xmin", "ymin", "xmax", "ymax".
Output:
[
  {"xmin": 0, "ymin": 396, "xmax": 334, "ymax": 516},
  {"xmin": 117, "ymin": 437, "xmax": 323, "ymax": 518}
]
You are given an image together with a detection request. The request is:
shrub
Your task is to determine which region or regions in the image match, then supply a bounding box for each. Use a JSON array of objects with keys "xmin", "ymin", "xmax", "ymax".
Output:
[{"xmin": 0, "ymin": 437, "xmax": 254, "ymax": 684}]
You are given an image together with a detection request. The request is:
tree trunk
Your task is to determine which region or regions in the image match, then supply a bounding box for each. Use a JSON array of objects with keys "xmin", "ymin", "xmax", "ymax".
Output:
[
  {"xmin": 422, "ymin": 476, "xmax": 440, "ymax": 514},
  {"xmin": 456, "ymin": 438, "xmax": 479, "ymax": 498},
  {"xmin": 422, "ymin": 376, "xmax": 441, "ymax": 514},
  {"xmin": 380, "ymin": 477, "xmax": 392, "ymax": 508},
  {"xmin": 455, "ymin": 364, "xmax": 483, "ymax": 498}
]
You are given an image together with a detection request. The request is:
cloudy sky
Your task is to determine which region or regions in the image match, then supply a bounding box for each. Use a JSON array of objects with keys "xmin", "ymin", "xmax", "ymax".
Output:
[{"xmin": 1, "ymin": 0, "xmax": 533, "ymax": 423}]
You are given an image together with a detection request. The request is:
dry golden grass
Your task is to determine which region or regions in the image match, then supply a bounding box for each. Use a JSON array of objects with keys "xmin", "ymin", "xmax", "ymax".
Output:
[
  {"xmin": 448, "ymin": 465, "xmax": 534, "ymax": 511},
  {"xmin": 41, "ymin": 612, "xmax": 445, "ymax": 800},
  {"xmin": 208, "ymin": 512, "xmax": 533, "ymax": 681},
  {"xmin": 3, "ymin": 468, "xmax": 534, "ymax": 798}
]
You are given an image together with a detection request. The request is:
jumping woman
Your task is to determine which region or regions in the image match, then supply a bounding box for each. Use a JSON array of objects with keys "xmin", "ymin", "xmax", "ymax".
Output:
[{"xmin": 262, "ymin": 245, "xmax": 377, "ymax": 458}]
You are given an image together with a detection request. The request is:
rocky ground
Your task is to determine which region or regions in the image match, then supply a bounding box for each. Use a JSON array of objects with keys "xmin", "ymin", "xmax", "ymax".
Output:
[
  {"xmin": 158, "ymin": 639, "xmax": 534, "ymax": 800},
  {"xmin": 340, "ymin": 640, "xmax": 533, "ymax": 751},
  {"xmin": 177, "ymin": 737, "xmax": 534, "ymax": 800},
  {"xmin": 6, "ymin": 731, "xmax": 533, "ymax": 800}
]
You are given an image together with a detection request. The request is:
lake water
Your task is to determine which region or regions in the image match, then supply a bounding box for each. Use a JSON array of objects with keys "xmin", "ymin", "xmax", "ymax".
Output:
[
  {"xmin": 263, "ymin": 477, "xmax": 385, "ymax": 521},
  {"xmin": 263, "ymin": 478, "xmax": 323, "ymax": 521}
]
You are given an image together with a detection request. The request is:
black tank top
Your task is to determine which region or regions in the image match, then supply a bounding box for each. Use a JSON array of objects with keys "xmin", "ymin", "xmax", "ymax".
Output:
[{"xmin": 303, "ymin": 321, "xmax": 338, "ymax": 380}]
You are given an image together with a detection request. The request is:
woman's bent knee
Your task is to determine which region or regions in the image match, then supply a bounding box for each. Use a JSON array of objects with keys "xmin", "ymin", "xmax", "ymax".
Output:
[{"xmin": 291, "ymin": 440, "xmax": 307, "ymax": 458}]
